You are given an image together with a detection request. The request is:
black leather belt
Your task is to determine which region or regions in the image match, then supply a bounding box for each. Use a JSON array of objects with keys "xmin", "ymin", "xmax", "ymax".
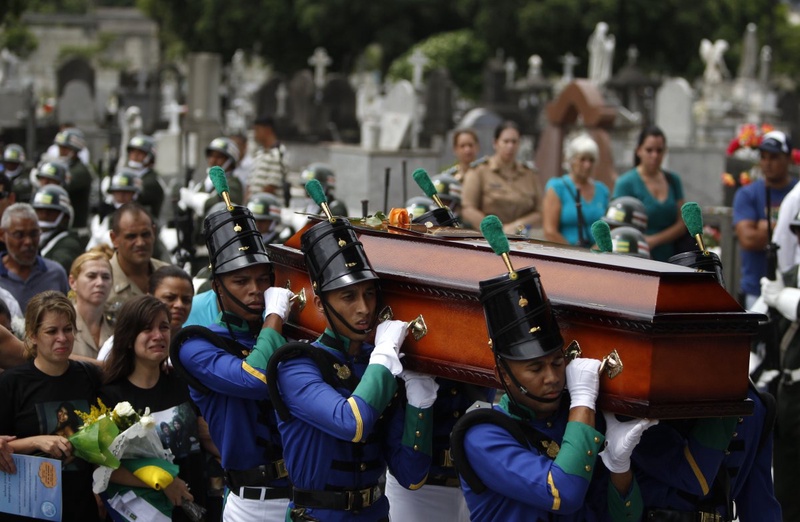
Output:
[
  {"xmin": 230, "ymin": 486, "xmax": 291, "ymax": 500},
  {"xmin": 425, "ymin": 474, "xmax": 461, "ymax": 488},
  {"xmin": 224, "ymin": 461, "xmax": 288, "ymax": 489},
  {"xmin": 645, "ymin": 508, "xmax": 723, "ymax": 522},
  {"xmin": 293, "ymin": 485, "xmax": 382, "ymax": 511}
]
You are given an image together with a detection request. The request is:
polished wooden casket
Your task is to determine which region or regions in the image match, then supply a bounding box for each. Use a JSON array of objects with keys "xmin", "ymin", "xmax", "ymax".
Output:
[{"xmin": 267, "ymin": 221, "xmax": 759, "ymax": 419}]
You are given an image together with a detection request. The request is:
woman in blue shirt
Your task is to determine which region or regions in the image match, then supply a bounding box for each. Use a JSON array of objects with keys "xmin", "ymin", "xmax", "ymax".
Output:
[
  {"xmin": 543, "ymin": 134, "xmax": 610, "ymax": 247},
  {"xmin": 612, "ymin": 126, "xmax": 687, "ymax": 261}
]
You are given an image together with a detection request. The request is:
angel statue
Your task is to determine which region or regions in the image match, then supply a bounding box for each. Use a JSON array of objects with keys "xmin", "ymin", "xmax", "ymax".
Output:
[
  {"xmin": 700, "ymin": 39, "xmax": 730, "ymax": 85},
  {"xmin": 587, "ymin": 22, "xmax": 615, "ymax": 85}
]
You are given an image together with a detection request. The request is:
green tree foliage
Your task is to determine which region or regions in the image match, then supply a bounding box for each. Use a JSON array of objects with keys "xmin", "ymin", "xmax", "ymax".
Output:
[{"xmin": 387, "ymin": 30, "xmax": 490, "ymax": 101}]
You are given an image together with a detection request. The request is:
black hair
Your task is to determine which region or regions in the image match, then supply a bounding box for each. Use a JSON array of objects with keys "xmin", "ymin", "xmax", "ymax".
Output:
[
  {"xmin": 633, "ymin": 126, "xmax": 667, "ymax": 167},
  {"xmin": 254, "ymin": 115, "xmax": 275, "ymax": 128},
  {"xmin": 149, "ymin": 265, "xmax": 192, "ymax": 294},
  {"xmin": 494, "ymin": 121, "xmax": 521, "ymax": 141},
  {"xmin": 110, "ymin": 202, "xmax": 152, "ymax": 234}
]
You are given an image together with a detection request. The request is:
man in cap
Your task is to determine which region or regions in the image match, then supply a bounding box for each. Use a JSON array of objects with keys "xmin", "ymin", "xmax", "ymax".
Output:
[
  {"xmin": 0, "ymin": 203, "xmax": 69, "ymax": 309},
  {"xmin": 125, "ymin": 135, "xmax": 164, "ymax": 220},
  {"xmin": 2, "ymin": 144, "xmax": 31, "ymax": 203},
  {"xmin": 246, "ymin": 192, "xmax": 284, "ymax": 245},
  {"xmin": 450, "ymin": 257, "xmax": 653, "ymax": 521},
  {"xmin": 733, "ymin": 130, "xmax": 797, "ymax": 308},
  {"xmin": 172, "ymin": 196, "xmax": 296, "ymax": 521},
  {"xmin": 265, "ymin": 215, "xmax": 437, "ymax": 521},
  {"xmin": 31, "ymin": 184, "xmax": 82, "ymax": 274}
]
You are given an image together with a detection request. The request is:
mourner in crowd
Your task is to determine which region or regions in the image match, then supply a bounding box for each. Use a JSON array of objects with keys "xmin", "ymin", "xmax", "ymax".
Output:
[
  {"xmin": 106, "ymin": 203, "xmax": 169, "ymax": 315},
  {"xmin": 266, "ymin": 213, "xmax": 437, "ymax": 521},
  {"xmin": 734, "ymin": 130, "xmax": 797, "ymax": 307},
  {"xmin": 0, "ymin": 203, "xmax": 69, "ymax": 309},
  {"xmin": 172, "ymin": 190, "xmax": 296, "ymax": 521}
]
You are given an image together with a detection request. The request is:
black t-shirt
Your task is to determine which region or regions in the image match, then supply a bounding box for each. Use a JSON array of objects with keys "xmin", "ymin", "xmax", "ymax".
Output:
[
  {"xmin": 100, "ymin": 372, "xmax": 207, "ymax": 518},
  {"xmin": 0, "ymin": 360, "xmax": 102, "ymax": 521}
]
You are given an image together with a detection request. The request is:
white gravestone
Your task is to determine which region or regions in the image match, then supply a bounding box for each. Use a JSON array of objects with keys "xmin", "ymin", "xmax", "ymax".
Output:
[
  {"xmin": 379, "ymin": 80, "xmax": 415, "ymax": 151},
  {"xmin": 655, "ymin": 78, "xmax": 694, "ymax": 147}
]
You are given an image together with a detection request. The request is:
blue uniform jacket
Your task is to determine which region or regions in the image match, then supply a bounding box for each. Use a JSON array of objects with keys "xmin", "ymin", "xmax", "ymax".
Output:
[
  {"xmin": 460, "ymin": 395, "xmax": 640, "ymax": 522},
  {"xmin": 632, "ymin": 387, "xmax": 781, "ymax": 521},
  {"xmin": 178, "ymin": 315, "xmax": 288, "ymax": 485},
  {"xmin": 275, "ymin": 330, "xmax": 432, "ymax": 521}
]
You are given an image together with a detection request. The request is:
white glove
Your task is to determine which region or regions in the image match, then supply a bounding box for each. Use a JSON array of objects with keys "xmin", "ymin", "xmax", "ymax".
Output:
[
  {"xmin": 179, "ymin": 186, "xmax": 212, "ymax": 215},
  {"xmin": 400, "ymin": 371, "xmax": 438, "ymax": 409},
  {"xmin": 368, "ymin": 320, "xmax": 407, "ymax": 376},
  {"xmin": 264, "ymin": 287, "xmax": 294, "ymax": 322},
  {"xmin": 566, "ymin": 358, "xmax": 602, "ymax": 410},
  {"xmin": 761, "ymin": 276, "xmax": 800, "ymax": 321},
  {"xmin": 599, "ymin": 412, "xmax": 659, "ymax": 473}
]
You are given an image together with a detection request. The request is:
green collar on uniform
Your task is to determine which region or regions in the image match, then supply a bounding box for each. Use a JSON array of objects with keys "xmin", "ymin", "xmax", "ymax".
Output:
[
  {"xmin": 317, "ymin": 328, "xmax": 351, "ymax": 353},
  {"xmin": 499, "ymin": 393, "xmax": 540, "ymax": 420},
  {"xmin": 215, "ymin": 311, "xmax": 257, "ymax": 334}
]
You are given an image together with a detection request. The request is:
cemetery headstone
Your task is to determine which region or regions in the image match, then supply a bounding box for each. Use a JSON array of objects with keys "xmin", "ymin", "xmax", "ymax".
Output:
[
  {"xmin": 655, "ymin": 78, "xmax": 694, "ymax": 147},
  {"xmin": 379, "ymin": 80, "xmax": 415, "ymax": 150}
]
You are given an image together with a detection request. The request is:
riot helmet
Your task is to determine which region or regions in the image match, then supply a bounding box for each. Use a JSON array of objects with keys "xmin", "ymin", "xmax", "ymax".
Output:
[
  {"xmin": 610, "ymin": 226, "xmax": 651, "ymax": 259},
  {"xmin": 126, "ymin": 135, "xmax": 157, "ymax": 168},
  {"xmin": 35, "ymin": 160, "xmax": 70, "ymax": 187},
  {"xmin": 432, "ymin": 173, "xmax": 462, "ymax": 208},
  {"xmin": 53, "ymin": 128, "xmax": 86, "ymax": 152},
  {"xmin": 301, "ymin": 163, "xmax": 336, "ymax": 195},
  {"xmin": 32, "ymin": 185, "xmax": 74, "ymax": 235},
  {"xmin": 205, "ymin": 137, "xmax": 240, "ymax": 172},
  {"xmin": 3, "ymin": 144, "xmax": 26, "ymax": 177},
  {"xmin": 602, "ymin": 196, "xmax": 648, "ymax": 232}
]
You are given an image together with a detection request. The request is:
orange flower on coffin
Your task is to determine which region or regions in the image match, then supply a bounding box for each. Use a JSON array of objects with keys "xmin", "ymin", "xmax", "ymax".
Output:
[
  {"xmin": 721, "ymin": 172, "xmax": 736, "ymax": 187},
  {"xmin": 739, "ymin": 171, "xmax": 753, "ymax": 186}
]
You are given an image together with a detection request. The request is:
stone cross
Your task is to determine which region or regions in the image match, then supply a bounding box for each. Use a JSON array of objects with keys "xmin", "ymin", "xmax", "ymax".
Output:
[
  {"xmin": 308, "ymin": 47, "xmax": 332, "ymax": 90},
  {"xmin": 559, "ymin": 53, "xmax": 580, "ymax": 82},
  {"xmin": 409, "ymin": 49, "xmax": 429, "ymax": 90},
  {"xmin": 276, "ymin": 82, "xmax": 288, "ymax": 117},
  {"xmin": 504, "ymin": 58, "xmax": 517, "ymax": 87}
]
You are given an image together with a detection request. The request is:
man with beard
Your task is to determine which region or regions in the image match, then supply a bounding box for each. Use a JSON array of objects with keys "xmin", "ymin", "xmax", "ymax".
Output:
[{"xmin": 0, "ymin": 203, "xmax": 68, "ymax": 308}]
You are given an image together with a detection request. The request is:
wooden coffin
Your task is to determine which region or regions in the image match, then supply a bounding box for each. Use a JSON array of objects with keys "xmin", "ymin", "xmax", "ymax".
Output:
[{"xmin": 267, "ymin": 222, "xmax": 759, "ymax": 419}]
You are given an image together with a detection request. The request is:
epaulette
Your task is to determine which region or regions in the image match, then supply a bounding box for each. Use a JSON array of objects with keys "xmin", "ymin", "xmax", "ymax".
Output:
[
  {"xmin": 469, "ymin": 156, "xmax": 490, "ymax": 168},
  {"xmin": 440, "ymin": 164, "xmax": 459, "ymax": 177}
]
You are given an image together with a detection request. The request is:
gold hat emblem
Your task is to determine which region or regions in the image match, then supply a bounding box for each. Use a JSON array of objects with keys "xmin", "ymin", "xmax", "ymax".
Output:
[
  {"xmin": 542, "ymin": 440, "xmax": 560, "ymax": 458},
  {"xmin": 530, "ymin": 326, "xmax": 541, "ymax": 333},
  {"xmin": 238, "ymin": 246, "xmax": 249, "ymax": 251},
  {"xmin": 338, "ymin": 238, "xmax": 346, "ymax": 247},
  {"xmin": 334, "ymin": 363, "xmax": 351, "ymax": 380},
  {"xmin": 234, "ymin": 224, "xmax": 242, "ymax": 232},
  {"xmin": 345, "ymin": 262, "xmax": 357, "ymax": 268},
  {"xmin": 518, "ymin": 295, "xmax": 529, "ymax": 307}
]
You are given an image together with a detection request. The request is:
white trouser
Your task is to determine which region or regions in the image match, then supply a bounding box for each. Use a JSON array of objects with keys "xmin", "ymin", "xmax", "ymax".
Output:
[
  {"xmin": 385, "ymin": 471, "xmax": 470, "ymax": 522},
  {"xmin": 223, "ymin": 490, "xmax": 289, "ymax": 522}
]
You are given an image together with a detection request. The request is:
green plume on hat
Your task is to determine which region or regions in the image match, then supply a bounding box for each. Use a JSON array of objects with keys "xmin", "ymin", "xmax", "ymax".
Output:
[
  {"xmin": 306, "ymin": 179, "xmax": 327, "ymax": 206},
  {"xmin": 413, "ymin": 169, "xmax": 437, "ymax": 198},
  {"xmin": 209, "ymin": 166, "xmax": 228, "ymax": 197},
  {"xmin": 681, "ymin": 202, "xmax": 703, "ymax": 237},
  {"xmin": 481, "ymin": 215, "xmax": 509, "ymax": 255},
  {"xmin": 591, "ymin": 220, "xmax": 613, "ymax": 253}
]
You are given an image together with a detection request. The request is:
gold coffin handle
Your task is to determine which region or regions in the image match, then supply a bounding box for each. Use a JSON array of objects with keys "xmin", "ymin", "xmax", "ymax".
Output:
[
  {"xmin": 378, "ymin": 306, "xmax": 428, "ymax": 341},
  {"xmin": 564, "ymin": 341, "xmax": 623, "ymax": 379},
  {"xmin": 284, "ymin": 280, "xmax": 307, "ymax": 311}
]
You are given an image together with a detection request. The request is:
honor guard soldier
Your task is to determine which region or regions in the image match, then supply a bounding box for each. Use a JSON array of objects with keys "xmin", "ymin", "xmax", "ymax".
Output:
[
  {"xmin": 53, "ymin": 128, "xmax": 94, "ymax": 240},
  {"xmin": 125, "ymin": 135, "xmax": 165, "ymax": 220},
  {"xmin": 32, "ymin": 185, "xmax": 82, "ymax": 274},
  {"xmin": 266, "ymin": 180, "xmax": 437, "ymax": 521},
  {"xmin": 450, "ymin": 216, "xmax": 655, "ymax": 522},
  {"xmin": 171, "ymin": 167, "xmax": 296, "ymax": 521},
  {"xmin": 760, "ymin": 208, "xmax": 800, "ymax": 520},
  {"xmin": 3, "ymin": 144, "xmax": 32, "ymax": 202}
]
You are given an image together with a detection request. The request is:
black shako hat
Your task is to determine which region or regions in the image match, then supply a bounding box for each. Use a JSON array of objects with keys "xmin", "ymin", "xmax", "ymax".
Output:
[
  {"xmin": 411, "ymin": 206, "xmax": 460, "ymax": 227},
  {"xmin": 479, "ymin": 266, "xmax": 564, "ymax": 360},
  {"xmin": 301, "ymin": 217, "xmax": 378, "ymax": 293},
  {"xmin": 667, "ymin": 250, "xmax": 725, "ymax": 287},
  {"xmin": 204, "ymin": 204, "xmax": 271, "ymax": 276}
]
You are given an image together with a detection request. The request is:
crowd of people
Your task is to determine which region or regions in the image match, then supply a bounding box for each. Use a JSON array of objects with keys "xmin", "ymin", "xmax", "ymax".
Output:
[{"xmin": 0, "ymin": 116, "xmax": 792, "ymax": 522}]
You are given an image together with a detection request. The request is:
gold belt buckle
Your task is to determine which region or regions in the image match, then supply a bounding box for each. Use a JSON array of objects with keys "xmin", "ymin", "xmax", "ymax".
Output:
[
  {"xmin": 442, "ymin": 450, "xmax": 454, "ymax": 468},
  {"xmin": 360, "ymin": 487, "xmax": 373, "ymax": 507},
  {"xmin": 274, "ymin": 459, "xmax": 288, "ymax": 479},
  {"xmin": 698, "ymin": 513, "xmax": 721, "ymax": 522}
]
